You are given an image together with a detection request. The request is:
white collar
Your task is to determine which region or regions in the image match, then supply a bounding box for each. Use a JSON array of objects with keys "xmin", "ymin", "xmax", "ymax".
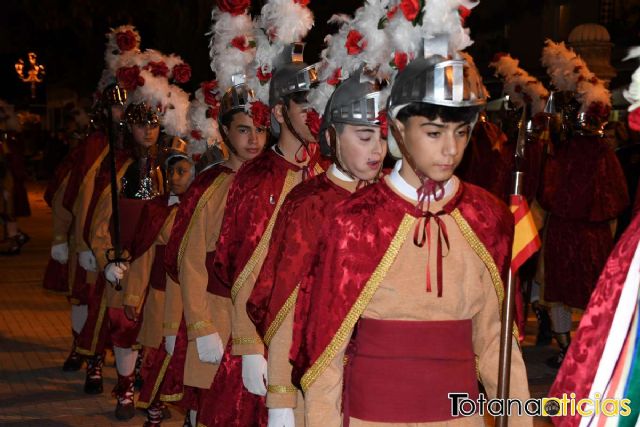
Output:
[
  {"xmin": 328, "ymin": 163, "xmax": 356, "ymax": 182},
  {"xmin": 168, "ymin": 194, "xmax": 180, "ymax": 206},
  {"xmin": 388, "ymin": 160, "xmax": 453, "ymax": 202}
]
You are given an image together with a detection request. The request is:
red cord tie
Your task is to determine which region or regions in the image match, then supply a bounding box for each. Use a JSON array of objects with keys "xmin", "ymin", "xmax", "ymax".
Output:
[{"xmin": 413, "ymin": 179, "xmax": 450, "ymax": 297}]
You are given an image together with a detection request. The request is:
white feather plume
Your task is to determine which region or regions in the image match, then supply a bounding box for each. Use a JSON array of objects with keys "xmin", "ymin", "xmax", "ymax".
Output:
[
  {"xmin": 208, "ymin": 7, "xmax": 255, "ymax": 92},
  {"xmin": 623, "ymin": 46, "xmax": 640, "ymax": 111},
  {"xmin": 541, "ymin": 40, "xmax": 611, "ymax": 112},
  {"xmin": 259, "ymin": 0, "xmax": 314, "ymax": 45},
  {"xmin": 490, "ymin": 53, "xmax": 549, "ymax": 115}
]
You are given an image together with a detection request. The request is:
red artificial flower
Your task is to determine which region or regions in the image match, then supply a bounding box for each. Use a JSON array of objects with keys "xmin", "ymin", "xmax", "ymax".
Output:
[
  {"xmin": 201, "ymin": 80, "xmax": 219, "ymax": 106},
  {"xmin": 589, "ymin": 76, "xmax": 599, "ymax": 85},
  {"xmin": 387, "ymin": 5, "xmax": 399, "ymax": 19},
  {"xmin": 172, "ymin": 63, "xmax": 192, "ymax": 84},
  {"xmin": 458, "ymin": 6, "xmax": 471, "ymax": 25},
  {"xmin": 250, "ymin": 101, "xmax": 271, "ymax": 129},
  {"xmin": 144, "ymin": 61, "xmax": 169, "ymax": 77},
  {"xmin": 377, "ymin": 109, "xmax": 388, "ymax": 139},
  {"xmin": 400, "ymin": 0, "xmax": 421, "ymax": 21},
  {"xmin": 207, "ymin": 105, "xmax": 220, "ymax": 120},
  {"xmin": 191, "ymin": 130, "xmax": 203, "ymax": 141},
  {"xmin": 491, "ymin": 52, "xmax": 508, "ymax": 63},
  {"xmin": 116, "ymin": 66, "xmax": 144, "ymax": 91},
  {"xmin": 257, "ymin": 67, "xmax": 272, "ymax": 84},
  {"xmin": 216, "ymin": 0, "xmax": 250, "ymax": 16},
  {"xmin": 587, "ymin": 101, "xmax": 610, "ymax": 120},
  {"xmin": 294, "ymin": 0, "xmax": 310, "ymax": 5},
  {"xmin": 345, "ymin": 30, "xmax": 366, "ymax": 56},
  {"xmin": 328, "ymin": 68, "xmax": 342, "ymax": 86},
  {"xmin": 305, "ymin": 109, "xmax": 322, "ymax": 140},
  {"xmin": 573, "ymin": 65, "xmax": 583, "ymax": 74},
  {"xmin": 231, "ymin": 36, "xmax": 250, "ymax": 52},
  {"xmin": 523, "ymin": 93, "xmax": 533, "ymax": 104},
  {"xmin": 629, "ymin": 108, "xmax": 640, "ymax": 132},
  {"xmin": 514, "ymin": 84, "xmax": 523, "ymax": 93},
  {"xmin": 394, "ymin": 52, "xmax": 409, "ymax": 71},
  {"xmin": 115, "ymin": 30, "xmax": 137, "ymax": 52}
]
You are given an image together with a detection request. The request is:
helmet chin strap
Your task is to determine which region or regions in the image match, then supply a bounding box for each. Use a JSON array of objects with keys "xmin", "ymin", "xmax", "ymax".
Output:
[
  {"xmin": 281, "ymin": 102, "xmax": 313, "ymax": 163},
  {"xmin": 218, "ymin": 126, "xmax": 238, "ymax": 156},
  {"xmin": 328, "ymin": 125, "xmax": 382, "ymax": 189}
]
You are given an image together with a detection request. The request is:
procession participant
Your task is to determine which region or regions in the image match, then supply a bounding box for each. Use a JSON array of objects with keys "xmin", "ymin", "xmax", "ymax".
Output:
[
  {"xmin": 122, "ymin": 137, "xmax": 197, "ymax": 427},
  {"xmin": 66, "ymin": 26, "xmax": 142, "ymax": 381},
  {"xmin": 247, "ymin": 3, "xmax": 393, "ymax": 424},
  {"xmin": 539, "ymin": 40, "xmax": 629, "ymax": 368},
  {"xmin": 78, "ymin": 44, "xmax": 192, "ymax": 419},
  {"xmin": 291, "ymin": 2, "xmax": 532, "ymax": 425},
  {"xmin": 548, "ymin": 55, "xmax": 640, "ymax": 425}
]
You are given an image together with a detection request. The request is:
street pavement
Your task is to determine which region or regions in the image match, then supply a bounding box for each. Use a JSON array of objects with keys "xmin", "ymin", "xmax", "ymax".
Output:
[{"xmin": 0, "ymin": 183, "xmax": 561, "ymax": 426}]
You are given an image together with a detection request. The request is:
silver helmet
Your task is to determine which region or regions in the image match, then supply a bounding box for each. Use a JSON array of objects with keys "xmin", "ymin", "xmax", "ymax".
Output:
[
  {"xmin": 219, "ymin": 73, "xmax": 254, "ymax": 123},
  {"xmin": 386, "ymin": 50, "xmax": 488, "ymax": 158},
  {"xmin": 319, "ymin": 70, "xmax": 382, "ymax": 157},
  {"xmin": 269, "ymin": 43, "xmax": 319, "ymax": 136}
]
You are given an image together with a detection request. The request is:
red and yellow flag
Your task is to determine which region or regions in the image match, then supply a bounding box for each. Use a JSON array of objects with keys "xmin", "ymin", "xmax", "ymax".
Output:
[{"xmin": 510, "ymin": 194, "xmax": 541, "ymax": 273}]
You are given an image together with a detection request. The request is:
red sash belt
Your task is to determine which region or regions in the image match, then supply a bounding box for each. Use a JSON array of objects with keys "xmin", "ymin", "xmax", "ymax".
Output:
[
  {"xmin": 206, "ymin": 251, "xmax": 230, "ymax": 298},
  {"xmin": 150, "ymin": 245, "xmax": 167, "ymax": 291},
  {"xmin": 345, "ymin": 318, "xmax": 478, "ymax": 423}
]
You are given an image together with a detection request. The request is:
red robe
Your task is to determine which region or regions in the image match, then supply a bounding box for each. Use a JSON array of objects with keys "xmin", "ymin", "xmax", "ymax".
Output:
[
  {"xmin": 213, "ymin": 149, "xmax": 322, "ymax": 292},
  {"xmin": 291, "ymin": 179, "xmax": 515, "ymax": 390},
  {"xmin": 62, "ymin": 131, "xmax": 108, "ymax": 213},
  {"xmin": 548, "ymin": 211, "xmax": 640, "ymax": 426},
  {"xmin": 247, "ymin": 172, "xmax": 350, "ymax": 342},
  {"xmin": 540, "ymin": 134, "xmax": 629, "ymax": 309}
]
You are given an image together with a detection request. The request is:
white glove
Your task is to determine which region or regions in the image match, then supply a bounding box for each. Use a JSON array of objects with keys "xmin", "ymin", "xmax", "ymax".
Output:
[
  {"xmin": 104, "ymin": 262, "xmax": 128, "ymax": 283},
  {"xmin": 78, "ymin": 250, "xmax": 97, "ymax": 272},
  {"xmin": 242, "ymin": 354, "xmax": 268, "ymax": 396},
  {"xmin": 51, "ymin": 242, "xmax": 69, "ymax": 263},
  {"xmin": 268, "ymin": 408, "xmax": 295, "ymax": 427},
  {"xmin": 165, "ymin": 335, "xmax": 176, "ymax": 355},
  {"xmin": 196, "ymin": 333, "xmax": 224, "ymax": 364}
]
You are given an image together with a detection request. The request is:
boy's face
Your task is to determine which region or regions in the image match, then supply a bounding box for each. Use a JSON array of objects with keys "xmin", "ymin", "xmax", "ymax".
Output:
[
  {"xmin": 393, "ymin": 116, "xmax": 472, "ymax": 182},
  {"xmin": 168, "ymin": 158, "xmax": 193, "ymax": 195},
  {"xmin": 332, "ymin": 124, "xmax": 387, "ymax": 182},
  {"xmin": 223, "ymin": 112, "xmax": 268, "ymax": 162},
  {"xmin": 131, "ymin": 123, "xmax": 160, "ymax": 148},
  {"xmin": 274, "ymin": 95, "xmax": 315, "ymax": 142}
]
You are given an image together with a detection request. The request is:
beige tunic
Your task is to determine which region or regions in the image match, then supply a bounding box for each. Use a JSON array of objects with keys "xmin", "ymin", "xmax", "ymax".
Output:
[
  {"xmin": 305, "ymin": 177, "xmax": 532, "ymax": 427},
  {"xmin": 174, "ymin": 171, "xmax": 234, "ymax": 389},
  {"xmin": 123, "ymin": 208, "xmax": 177, "ymax": 349},
  {"xmin": 266, "ymin": 169, "xmax": 358, "ymax": 425}
]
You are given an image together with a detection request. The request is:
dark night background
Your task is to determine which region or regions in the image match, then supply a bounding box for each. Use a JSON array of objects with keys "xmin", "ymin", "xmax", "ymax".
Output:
[{"xmin": 1, "ymin": 0, "xmax": 640, "ymax": 114}]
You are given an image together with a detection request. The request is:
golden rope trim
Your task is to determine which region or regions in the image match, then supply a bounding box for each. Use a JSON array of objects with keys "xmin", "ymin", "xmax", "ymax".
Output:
[
  {"xmin": 264, "ymin": 285, "xmax": 299, "ymax": 346},
  {"xmin": 187, "ymin": 320, "xmax": 214, "ymax": 332},
  {"xmin": 136, "ymin": 353, "xmax": 172, "ymax": 409},
  {"xmin": 177, "ymin": 173, "xmax": 228, "ymax": 272},
  {"xmin": 313, "ymin": 163, "xmax": 324, "ymax": 174},
  {"xmin": 268, "ymin": 384, "xmax": 299, "ymax": 394},
  {"xmin": 450, "ymin": 209, "xmax": 520, "ymax": 342},
  {"xmin": 231, "ymin": 170, "xmax": 298, "ymax": 302},
  {"xmin": 232, "ymin": 336, "xmax": 264, "ymax": 345},
  {"xmin": 163, "ymin": 321, "xmax": 181, "ymax": 330},
  {"xmin": 160, "ymin": 391, "xmax": 184, "ymax": 402},
  {"xmin": 300, "ymin": 214, "xmax": 415, "ymax": 391}
]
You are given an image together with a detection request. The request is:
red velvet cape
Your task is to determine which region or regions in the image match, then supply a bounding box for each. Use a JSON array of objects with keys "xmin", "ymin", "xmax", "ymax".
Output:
[
  {"xmin": 548, "ymin": 212, "xmax": 640, "ymax": 427},
  {"xmin": 129, "ymin": 193, "xmax": 173, "ymax": 262},
  {"xmin": 62, "ymin": 131, "xmax": 108, "ymax": 212},
  {"xmin": 81, "ymin": 149, "xmax": 131, "ymax": 248},
  {"xmin": 540, "ymin": 134, "xmax": 629, "ymax": 308},
  {"xmin": 44, "ymin": 145, "xmax": 83, "ymax": 207},
  {"xmin": 247, "ymin": 172, "xmax": 350, "ymax": 342},
  {"xmin": 212, "ymin": 149, "xmax": 322, "ymax": 293},
  {"xmin": 290, "ymin": 179, "xmax": 515, "ymax": 390},
  {"xmin": 164, "ymin": 164, "xmax": 233, "ymax": 283}
]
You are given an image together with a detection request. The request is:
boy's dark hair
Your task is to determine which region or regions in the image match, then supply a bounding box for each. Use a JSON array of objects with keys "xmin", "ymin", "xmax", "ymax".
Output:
[
  {"xmin": 219, "ymin": 110, "xmax": 244, "ymax": 129},
  {"xmin": 167, "ymin": 155, "xmax": 185, "ymax": 169},
  {"xmin": 396, "ymin": 103, "xmax": 481, "ymax": 125},
  {"xmin": 282, "ymin": 91, "xmax": 309, "ymax": 108}
]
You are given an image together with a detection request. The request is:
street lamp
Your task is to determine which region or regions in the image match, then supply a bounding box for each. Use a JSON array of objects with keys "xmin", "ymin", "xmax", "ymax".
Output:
[{"xmin": 15, "ymin": 52, "xmax": 45, "ymax": 99}]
